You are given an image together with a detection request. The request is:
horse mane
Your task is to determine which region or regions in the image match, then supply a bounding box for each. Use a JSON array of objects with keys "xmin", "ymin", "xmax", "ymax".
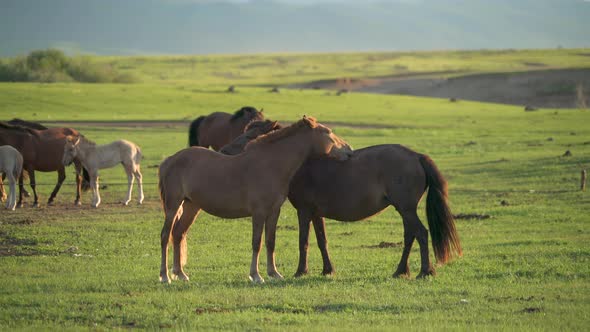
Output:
[
  {"xmin": 0, "ymin": 121, "xmax": 38, "ymax": 135},
  {"xmin": 245, "ymin": 117, "xmax": 316, "ymax": 149},
  {"xmin": 230, "ymin": 106, "xmax": 259, "ymax": 122},
  {"xmin": 244, "ymin": 120, "xmax": 283, "ymax": 133},
  {"xmin": 77, "ymin": 135, "xmax": 96, "ymax": 147},
  {"xmin": 8, "ymin": 118, "xmax": 48, "ymax": 130}
]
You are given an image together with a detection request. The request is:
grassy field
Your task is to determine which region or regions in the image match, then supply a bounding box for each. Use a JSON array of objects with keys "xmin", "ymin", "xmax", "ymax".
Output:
[
  {"xmin": 0, "ymin": 49, "xmax": 589, "ymax": 330},
  {"xmin": 69, "ymin": 48, "xmax": 590, "ymax": 85}
]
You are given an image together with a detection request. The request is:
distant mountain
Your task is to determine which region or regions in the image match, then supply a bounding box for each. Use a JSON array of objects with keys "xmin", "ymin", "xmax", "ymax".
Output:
[{"xmin": 1, "ymin": 0, "xmax": 588, "ymax": 56}]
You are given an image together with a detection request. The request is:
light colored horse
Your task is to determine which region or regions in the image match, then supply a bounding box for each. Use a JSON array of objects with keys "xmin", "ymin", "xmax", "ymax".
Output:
[
  {"xmin": 158, "ymin": 116, "xmax": 353, "ymax": 283},
  {"xmin": 0, "ymin": 145, "xmax": 23, "ymax": 210},
  {"xmin": 62, "ymin": 136, "xmax": 143, "ymax": 208}
]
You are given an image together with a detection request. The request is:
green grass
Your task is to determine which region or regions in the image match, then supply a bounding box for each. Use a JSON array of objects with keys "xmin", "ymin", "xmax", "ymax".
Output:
[
  {"xmin": 0, "ymin": 49, "xmax": 589, "ymax": 330},
  {"xmin": 74, "ymin": 48, "xmax": 590, "ymax": 85}
]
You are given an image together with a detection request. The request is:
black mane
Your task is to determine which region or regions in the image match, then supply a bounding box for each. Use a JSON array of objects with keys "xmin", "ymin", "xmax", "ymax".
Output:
[
  {"xmin": 230, "ymin": 106, "xmax": 259, "ymax": 122},
  {"xmin": 0, "ymin": 121, "xmax": 38, "ymax": 135},
  {"xmin": 8, "ymin": 118, "xmax": 48, "ymax": 130}
]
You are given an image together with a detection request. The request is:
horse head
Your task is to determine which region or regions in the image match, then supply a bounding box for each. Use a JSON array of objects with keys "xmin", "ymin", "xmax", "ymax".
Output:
[
  {"xmin": 62, "ymin": 135, "xmax": 81, "ymax": 166},
  {"xmin": 303, "ymin": 116, "xmax": 353, "ymax": 161}
]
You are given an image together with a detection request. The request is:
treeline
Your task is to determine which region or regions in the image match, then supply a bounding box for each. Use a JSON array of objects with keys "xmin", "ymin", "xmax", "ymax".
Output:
[{"xmin": 0, "ymin": 49, "xmax": 136, "ymax": 83}]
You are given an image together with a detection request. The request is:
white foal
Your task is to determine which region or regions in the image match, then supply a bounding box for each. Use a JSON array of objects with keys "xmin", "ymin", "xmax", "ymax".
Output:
[{"xmin": 0, "ymin": 145, "xmax": 23, "ymax": 210}]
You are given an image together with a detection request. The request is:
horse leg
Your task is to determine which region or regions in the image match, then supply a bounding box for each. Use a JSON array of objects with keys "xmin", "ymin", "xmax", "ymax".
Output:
[
  {"xmin": 294, "ymin": 209, "xmax": 312, "ymax": 277},
  {"xmin": 171, "ymin": 202, "xmax": 200, "ymax": 281},
  {"xmin": 392, "ymin": 216, "xmax": 415, "ymax": 278},
  {"xmin": 73, "ymin": 161, "xmax": 82, "ymax": 205},
  {"xmin": 311, "ymin": 215, "xmax": 335, "ymax": 276},
  {"xmin": 400, "ymin": 209, "xmax": 435, "ymax": 278},
  {"xmin": 6, "ymin": 173, "xmax": 17, "ymax": 210},
  {"xmin": 134, "ymin": 166, "xmax": 144, "ymax": 205},
  {"xmin": 29, "ymin": 170, "xmax": 39, "ymax": 208},
  {"xmin": 0, "ymin": 173, "xmax": 6, "ymax": 202},
  {"xmin": 17, "ymin": 172, "xmax": 25, "ymax": 208},
  {"xmin": 249, "ymin": 214, "xmax": 266, "ymax": 283},
  {"xmin": 122, "ymin": 164, "xmax": 134, "ymax": 206},
  {"xmin": 47, "ymin": 167, "xmax": 66, "ymax": 206},
  {"xmin": 265, "ymin": 208, "xmax": 284, "ymax": 280},
  {"xmin": 160, "ymin": 201, "xmax": 184, "ymax": 283},
  {"xmin": 91, "ymin": 176, "xmax": 101, "ymax": 208}
]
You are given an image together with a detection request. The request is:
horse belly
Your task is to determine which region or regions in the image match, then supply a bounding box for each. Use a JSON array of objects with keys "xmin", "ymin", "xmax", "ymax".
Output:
[{"xmin": 316, "ymin": 187, "xmax": 389, "ymax": 222}]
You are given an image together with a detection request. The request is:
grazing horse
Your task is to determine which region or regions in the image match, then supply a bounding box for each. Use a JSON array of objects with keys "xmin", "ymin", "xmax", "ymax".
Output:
[
  {"xmin": 220, "ymin": 127, "xmax": 462, "ymax": 279},
  {"xmin": 0, "ymin": 122, "xmax": 85, "ymax": 207},
  {"xmin": 188, "ymin": 106, "xmax": 264, "ymax": 150},
  {"xmin": 62, "ymin": 136, "xmax": 144, "ymax": 208},
  {"xmin": 0, "ymin": 145, "xmax": 23, "ymax": 210},
  {"xmin": 159, "ymin": 116, "xmax": 353, "ymax": 283}
]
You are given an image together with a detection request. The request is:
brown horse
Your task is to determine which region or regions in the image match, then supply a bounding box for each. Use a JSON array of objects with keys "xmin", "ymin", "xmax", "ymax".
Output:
[
  {"xmin": 159, "ymin": 116, "xmax": 353, "ymax": 283},
  {"xmin": 220, "ymin": 128, "xmax": 462, "ymax": 279},
  {"xmin": 188, "ymin": 106, "xmax": 264, "ymax": 150},
  {"xmin": 0, "ymin": 119, "xmax": 91, "ymax": 199},
  {"xmin": 0, "ymin": 123, "xmax": 85, "ymax": 207}
]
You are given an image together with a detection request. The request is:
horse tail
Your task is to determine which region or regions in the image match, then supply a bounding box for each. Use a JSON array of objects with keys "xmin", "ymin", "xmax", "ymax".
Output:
[
  {"xmin": 188, "ymin": 116, "xmax": 205, "ymax": 147},
  {"xmin": 134, "ymin": 145, "xmax": 143, "ymax": 164},
  {"xmin": 419, "ymin": 154, "xmax": 462, "ymax": 264},
  {"xmin": 158, "ymin": 164, "xmax": 166, "ymax": 209},
  {"xmin": 13, "ymin": 151, "xmax": 23, "ymax": 180}
]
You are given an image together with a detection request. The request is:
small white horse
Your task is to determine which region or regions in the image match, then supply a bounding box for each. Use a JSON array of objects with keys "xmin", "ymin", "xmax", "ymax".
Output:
[
  {"xmin": 0, "ymin": 145, "xmax": 23, "ymax": 210},
  {"xmin": 62, "ymin": 136, "xmax": 144, "ymax": 208}
]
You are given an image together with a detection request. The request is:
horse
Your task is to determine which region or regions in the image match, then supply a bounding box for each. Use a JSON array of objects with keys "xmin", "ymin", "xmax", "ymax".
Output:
[
  {"xmin": 159, "ymin": 116, "xmax": 353, "ymax": 284},
  {"xmin": 0, "ymin": 119, "xmax": 91, "ymax": 200},
  {"xmin": 188, "ymin": 106, "xmax": 264, "ymax": 150},
  {"xmin": 62, "ymin": 136, "xmax": 144, "ymax": 208},
  {"xmin": 219, "ymin": 120, "xmax": 283, "ymax": 155},
  {"xmin": 0, "ymin": 122, "xmax": 85, "ymax": 207},
  {"xmin": 0, "ymin": 145, "xmax": 23, "ymax": 210},
  {"xmin": 220, "ymin": 126, "xmax": 462, "ymax": 279}
]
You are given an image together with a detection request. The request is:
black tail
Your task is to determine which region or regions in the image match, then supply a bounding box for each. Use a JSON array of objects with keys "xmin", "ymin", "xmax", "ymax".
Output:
[
  {"xmin": 188, "ymin": 116, "xmax": 205, "ymax": 147},
  {"xmin": 81, "ymin": 168, "xmax": 91, "ymax": 192},
  {"xmin": 419, "ymin": 154, "xmax": 462, "ymax": 264}
]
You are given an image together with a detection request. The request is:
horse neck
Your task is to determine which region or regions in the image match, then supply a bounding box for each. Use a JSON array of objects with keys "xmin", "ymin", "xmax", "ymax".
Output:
[
  {"xmin": 76, "ymin": 141, "xmax": 97, "ymax": 163},
  {"xmin": 248, "ymin": 130, "xmax": 314, "ymax": 181}
]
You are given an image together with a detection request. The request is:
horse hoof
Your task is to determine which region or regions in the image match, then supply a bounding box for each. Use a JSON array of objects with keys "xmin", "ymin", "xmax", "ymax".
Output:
[
  {"xmin": 249, "ymin": 275, "xmax": 265, "ymax": 284},
  {"xmin": 392, "ymin": 271, "xmax": 411, "ymax": 279},
  {"xmin": 32, "ymin": 203, "xmax": 39, "ymax": 208},
  {"xmin": 293, "ymin": 270, "xmax": 308, "ymax": 278},
  {"xmin": 416, "ymin": 269, "xmax": 436, "ymax": 279},
  {"xmin": 268, "ymin": 272, "xmax": 284, "ymax": 280},
  {"xmin": 322, "ymin": 268, "xmax": 335, "ymax": 277},
  {"xmin": 159, "ymin": 276, "xmax": 171, "ymax": 284},
  {"xmin": 74, "ymin": 201, "xmax": 82, "ymax": 206}
]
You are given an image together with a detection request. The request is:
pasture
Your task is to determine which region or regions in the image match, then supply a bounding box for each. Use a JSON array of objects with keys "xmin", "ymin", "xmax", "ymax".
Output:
[{"xmin": 1, "ymin": 49, "xmax": 589, "ymax": 330}]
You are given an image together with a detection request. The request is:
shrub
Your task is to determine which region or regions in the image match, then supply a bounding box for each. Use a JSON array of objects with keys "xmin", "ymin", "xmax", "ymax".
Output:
[{"xmin": 0, "ymin": 49, "xmax": 137, "ymax": 83}]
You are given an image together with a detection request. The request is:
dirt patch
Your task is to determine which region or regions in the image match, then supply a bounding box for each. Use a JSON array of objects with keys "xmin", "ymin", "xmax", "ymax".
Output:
[
  {"xmin": 0, "ymin": 230, "xmax": 41, "ymax": 256},
  {"xmin": 454, "ymin": 213, "xmax": 491, "ymax": 220},
  {"xmin": 362, "ymin": 241, "xmax": 402, "ymax": 249},
  {"xmin": 288, "ymin": 68, "xmax": 590, "ymax": 108}
]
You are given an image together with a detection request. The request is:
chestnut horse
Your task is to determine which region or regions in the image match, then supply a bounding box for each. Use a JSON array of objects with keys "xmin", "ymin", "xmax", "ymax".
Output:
[
  {"xmin": 220, "ymin": 126, "xmax": 462, "ymax": 279},
  {"xmin": 159, "ymin": 116, "xmax": 353, "ymax": 283},
  {"xmin": 0, "ymin": 122, "xmax": 85, "ymax": 207},
  {"xmin": 188, "ymin": 106, "xmax": 264, "ymax": 150}
]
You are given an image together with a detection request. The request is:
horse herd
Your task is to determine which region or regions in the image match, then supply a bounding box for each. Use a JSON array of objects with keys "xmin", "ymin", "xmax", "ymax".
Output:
[
  {"xmin": 0, "ymin": 119, "xmax": 143, "ymax": 209},
  {"xmin": 0, "ymin": 107, "xmax": 462, "ymax": 283}
]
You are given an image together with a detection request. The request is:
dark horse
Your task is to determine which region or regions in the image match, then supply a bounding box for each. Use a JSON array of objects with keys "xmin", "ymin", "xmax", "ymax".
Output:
[
  {"xmin": 188, "ymin": 106, "xmax": 264, "ymax": 150},
  {"xmin": 0, "ymin": 119, "xmax": 90, "ymax": 199},
  {"xmin": 0, "ymin": 122, "xmax": 85, "ymax": 207},
  {"xmin": 220, "ymin": 124, "xmax": 462, "ymax": 278}
]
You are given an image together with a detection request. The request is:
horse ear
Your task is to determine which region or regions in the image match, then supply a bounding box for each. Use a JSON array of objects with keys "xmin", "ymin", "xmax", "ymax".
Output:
[
  {"xmin": 260, "ymin": 108, "xmax": 264, "ymax": 113},
  {"xmin": 302, "ymin": 115, "xmax": 316, "ymax": 128}
]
